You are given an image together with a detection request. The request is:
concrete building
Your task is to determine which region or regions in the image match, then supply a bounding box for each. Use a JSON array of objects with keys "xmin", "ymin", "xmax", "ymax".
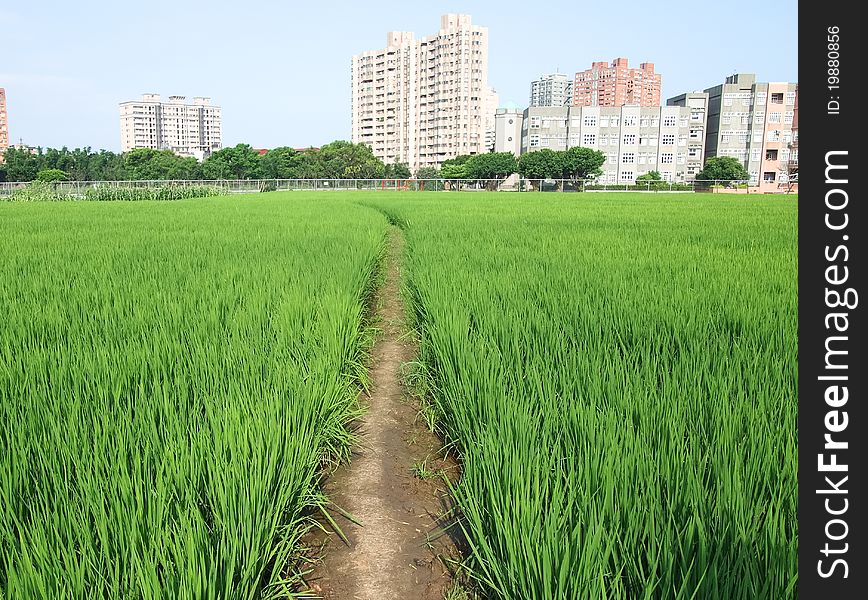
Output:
[
  {"xmin": 529, "ymin": 73, "xmax": 573, "ymax": 107},
  {"xmin": 519, "ymin": 98, "xmax": 709, "ymax": 183},
  {"xmin": 494, "ymin": 104, "xmax": 523, "ymax": 156},
  {"xmin": 698, "ymin": 73, "xmax": 798, "ymax": 192},
  {"xmin": 119, "ymin": 94, "xmax": 222, "ymax": 159},
  {"xmin": 351, "ymin": 14, "xmax": 496, "ymax": 173},
  {"xmin": 666, "ymin": 92, "xmax": 711, "ymax": 181},
  {"xmin": 573, "ymin": 58, "xmax": 661, "ymax": 107},
  {"xmin": 0, "ymin": 88, "xmax": 8, "ymax": 156}
]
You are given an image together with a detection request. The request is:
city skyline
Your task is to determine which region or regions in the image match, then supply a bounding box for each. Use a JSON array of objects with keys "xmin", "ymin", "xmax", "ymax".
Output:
[{"xmin": 2, "ymin": 0, "xmax": 797, "ymax": 151}]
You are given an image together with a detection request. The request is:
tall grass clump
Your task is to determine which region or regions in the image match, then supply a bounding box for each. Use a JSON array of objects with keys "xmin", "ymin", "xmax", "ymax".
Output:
[
  {"xmin": 368, "ymin": 192, "xmax": 797, "ymax": 599},
  {"xmin": 0, "ymin": 194, "xmax": 387, "ymax": 598}
]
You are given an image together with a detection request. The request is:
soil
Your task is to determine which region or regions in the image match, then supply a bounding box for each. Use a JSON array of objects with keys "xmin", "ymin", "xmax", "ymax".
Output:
[{"xmin": 304, "ymin": 226, "xmax": 461, "ymax": 600}]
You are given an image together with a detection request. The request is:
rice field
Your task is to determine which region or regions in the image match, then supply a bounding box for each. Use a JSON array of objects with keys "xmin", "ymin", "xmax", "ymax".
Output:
[
  {"xmin": 0, "ymin": 196, "xmax": 385, "ymax": 598},
  {"xmin": 366, "ymin": 193, "xmax": 798, "ymax": 599},
  {"xmin": 0, "ymin": 191, "xmax": 797, "ymax": 599}
]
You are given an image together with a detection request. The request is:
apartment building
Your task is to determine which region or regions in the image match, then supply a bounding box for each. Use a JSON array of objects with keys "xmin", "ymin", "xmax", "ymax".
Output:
[
  {"xmin": 0, "ymin": 88, "xmax": 8, "ymax": 156},
  {"xmin": 519, "ymin": 98, "xmax": 709, "ymax": 183},
  {"xmin": 529, "ymin": 73, "xmax": 573, "ymax": 107},
  {"xmin": 351, "ymin": 14, "xmax": 497, "ymax": 172},
  {"xmin": 573, "ymin": 58, "xmax": 661, "ymax": 107},
  {"xmin": 119, "ymin": 94, "xmax": 222, "ymax": 159},
  {"xmin": 699, "ymin": 73, "xmax": 798, "ymax": 192}
]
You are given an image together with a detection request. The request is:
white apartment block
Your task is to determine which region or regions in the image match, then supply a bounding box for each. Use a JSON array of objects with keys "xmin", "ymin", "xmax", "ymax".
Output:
[
  {"xmin": 519, "ymin": 97, "xmax": 710, "ymax": 183},
  {"xmin": 693, "ymin": 74, "xmax": 798, "ymax": 192},
  {"xmin": 351, "ymin": 14, "xmax": 496, "ymax": 173},
  {"xmin": 529, "ymin": 73, "xmax": 573, "ymax": 107},
  {"xmin": 119, "ymin": 94, "xmax": 222, "ymax": 160}
]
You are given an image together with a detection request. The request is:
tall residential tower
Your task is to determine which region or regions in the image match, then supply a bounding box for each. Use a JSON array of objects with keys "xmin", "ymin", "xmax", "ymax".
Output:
[
  {"xmin": 351, "ymin": 14, "xmax": 497, "ymax": 173},
  {"xmin": 119, "ymin": 94, "xmax": 222, "ymax": 159},
  {"xmin": 573, "ymin": 58, "xmax": 661, "ymax": 107},
  {"xmin": 0, "ymin": 88, "xmax": 8, "ymax": 156},
  {"xmin": 529, "ymin": 73, "xmax": 573, "ymax": 107}
]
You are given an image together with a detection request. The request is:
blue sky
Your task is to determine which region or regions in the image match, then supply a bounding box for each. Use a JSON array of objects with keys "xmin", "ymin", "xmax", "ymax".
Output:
[{"xmin": 2, "ymin": 0, "xmax": 797, "ymax": 152}]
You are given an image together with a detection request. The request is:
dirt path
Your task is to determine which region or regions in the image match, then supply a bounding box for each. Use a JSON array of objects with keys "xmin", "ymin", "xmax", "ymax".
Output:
[{"xmin": 307, "ymin": 225, "xmax": 458, "ymax": 600}]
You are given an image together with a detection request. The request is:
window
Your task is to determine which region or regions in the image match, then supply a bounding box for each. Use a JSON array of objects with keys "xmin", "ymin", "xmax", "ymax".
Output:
[
  {"xmin": 771, "ymin": 93, "xmax": 784, "ymax": 104},
  {"xmin": 690, "ymin": 111, "xmax": 704, "ymax": 122},
  {"xmin": 754, "ymin": 111, "xmax": 765, "ymax": 125},
  {"xmin": 541, "ymin": 118, "xmax": 552, "ymax": 128},
  {"xmin": 688, "ymin": 147, "xmax": 701, "ymax": 158},
  {"xmin": 786, "ymin": 91, "xmax": 796, "ymax": 105},
  {"xmin": 622, "ymin": 153, "xmax": 635, "ymax": 163},
  {"xmin": 721, "ymin": 134, "xmax": 730, "ymax": 144},
  {"xmin": 529, "ymin": 116, "xmax": 541, "ymax": 128},
  {"xmin": 756, "ymin": 92, "xmax": 767, "ymax": 104},
  {"xmin": 679, "ymin": 134, "xmax": 688, "ymax": 146},
  {"xmin": 662, "ymin": 134, "xmax": 675, "ymax": 145},
  {"xmin": 751, "ymin": 148, "xmax": 761, "ymax": 162},
  {"xmin": 780, "ymin": 148, "xmax": 790, "ymax": 161},
  {"xmin": 661, "ymin": 153, "xmax": 674, "ymax": 164},
  {"xmin": 583, "ymin": 115, "xmax": 597, "ymax": 127},
  {"xmin": 599, "ymin": 117, "xmax": 609, "ymax": 127},
  {"xmin": 753, "ymin": 132, "xmax": 763, "ymax": 143},
  {"xmin": 571, "ymin": 118, "xmax": 581, "ymax": 127},
  {"xmin": 680, "ymin": 117, "xmax": 688, "ymax": 127},
  {"xmin": 583, "ymin": 134, "xmax": 597, "ymax": 146},
  {"xmin": 784, "ymin": 111, "xmax": 794, "ymax": 125},
  {"xmin": 768, "ymin": 112, "xmax": 782, "ymax": 123},
  {"xmin": 599, "ymin": 135, "xmax": 608, "ymax": 146},
  {"xmin": 763, "ymin": 172, "xmax": 776, "ymax": 182},
  {"xmin": 767, "ymin": 130, "xmax": 781, "ymax": 142},
  {"xmin": 623, "ymin": 134, "xmax": 637, "ymax": 145},
  {"xmin": 689, "ymin": 129, "xmax": 702, "ymax": 140},
  {"xmin": 606, "ymin": 152, "xmax": 617, "ymax": 163},
  {"xmin": 663, "ymin": 115, "xmax": 677, "ymax": 127},
  {"xmin": 529, "ymin": 134, "xmax": 540, "ymax": 147},
  {"xmin": 610, "ymin": 116, "xmax": 620, "ymax": 127},
  {"xmin": 640, "ymin": 117, "xmax": 650, "ymax": 127},
  {"xmin": 623, "ymin": 115, "xmax": 638, "ymax": 126},
  {"xmin": 620, "ymin": 171, "xmax": 634, "ymax": 182},
  {"xmin": 677, "ymin": 153, "xmax": 686, "ymax": 164}
]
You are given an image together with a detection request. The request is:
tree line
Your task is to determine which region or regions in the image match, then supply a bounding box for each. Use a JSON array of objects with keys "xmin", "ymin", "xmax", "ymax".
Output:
[{"xmin": 0, "ymin": 141, "xmax": 412, "ymax": 182}]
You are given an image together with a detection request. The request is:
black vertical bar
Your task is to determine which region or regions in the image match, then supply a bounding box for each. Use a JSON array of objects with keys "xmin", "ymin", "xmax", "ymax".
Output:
[{"xmin": 799, "ymin": 2, "xmax": 865, "ymax": 597}]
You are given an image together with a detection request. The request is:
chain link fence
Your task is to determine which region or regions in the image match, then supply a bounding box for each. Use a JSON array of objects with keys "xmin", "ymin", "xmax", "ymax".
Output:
[{"xmin": 1, "ymin": 178, "xmax": 791, "ymax": 199}]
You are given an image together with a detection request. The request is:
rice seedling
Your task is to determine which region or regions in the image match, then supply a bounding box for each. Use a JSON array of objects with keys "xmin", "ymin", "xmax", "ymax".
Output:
[
  {"xmin": 0, "ymin": 194, "xmax": 387, "ymax": 598},
  {"xmin": 367, "ymin": 192, "xmax": 797, "ymax": 599}
]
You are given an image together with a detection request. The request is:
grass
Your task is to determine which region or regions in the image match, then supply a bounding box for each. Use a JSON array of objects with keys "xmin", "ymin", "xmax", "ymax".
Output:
[
  {"xmin": 1, "ymin": 190, "xmax": 797, "ymax": 599},
  {"xmin": 367, "ymin": 192, "xmax": 798, "ymax": 599},
  {"xmin": 0, "ymin": 194, "xmax": 387, "ymax": 598}
]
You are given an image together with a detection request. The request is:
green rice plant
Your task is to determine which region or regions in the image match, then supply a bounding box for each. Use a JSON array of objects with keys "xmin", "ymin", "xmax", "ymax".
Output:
[
  {"xmin": 0, "ymin": 194, "xmax": 387, "ymax": 598},
  {"xmin": 83, "ymin": 184, "xmax": 227, "ymax": 201},
  {"xmin": 367, "ymin": 192, "xmax": 798, "ymax": 599}
]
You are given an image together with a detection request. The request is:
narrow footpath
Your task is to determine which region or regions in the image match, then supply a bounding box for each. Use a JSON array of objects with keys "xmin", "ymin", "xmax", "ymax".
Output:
[{"xmin": 307, "ymin": 225, "xmax": 458, "ymax": 600}]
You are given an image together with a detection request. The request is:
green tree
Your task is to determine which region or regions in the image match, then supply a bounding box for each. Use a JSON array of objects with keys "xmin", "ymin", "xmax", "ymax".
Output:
[
  {"xmin": 2, "ymin": 147, "xmax": 41, "ymax": 181},
  {"xmin": 636, "ymin": 170, "xmax": 662, "ymax": 182},
  {"xmin": 440, "ymin": 154, "xmax": 472, "ymax": 179},
  {"xmin": 36, "ymin": 168, "xmax": 70, "ymax": 182},
  {"xmin": 414, "ymin": 166, "xmax": 440, "ymax": 179},
  {"xmin": 517, "ymin": 149, "xmax": 562, "ymax": 189},
  {"xmin": 202, "ymin": 144, "xmax": 262, "ymax": 179},
  {"xmin": 318, "ymin": 140, "xmax": 385, "ymax": 178},
  {"xmin": 384, "ymin": 162, "xmax": 411, "ymax": 179},
  {"xmin": 696, "ymin": 156, "xmax": 749, "ymax": 182},
  {"xmin": 260, "ymin": 147, "xmax": 298, "ymax": 179},
  {"xmin": 560, "ymin": 146, "xmax": 605, "ymax": 183},
  {"xmin": 466, "ymin": 152, "xmax": 518, "ymax": 186}
]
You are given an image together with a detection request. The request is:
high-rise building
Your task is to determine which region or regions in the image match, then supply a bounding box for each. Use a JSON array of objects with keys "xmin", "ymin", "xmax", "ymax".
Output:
[
  {"xmin": 483, "ymin": 87, "xmax": 500, "ymax": 152},
  {"xmin": 529, "ymin": 73, "xmax": 573, "ymax": 107},
  {"xmin": 665, "ymin": 92, "xmax": 710, "ymax": 181},
  {"xmin": 573, "ymin": 58, "xmax": 661, "ymax": 107},
  {"xmin": 519, "ymin": 99, "xmax": 709, "ymax": 183},
  {"xmin": 694, "ymin": 73, "xmax": 798, "ymax": 192},
  {"xmin": 119, "ymin": 94, "xmax": 222, "ymax": 159},
  {"xmin": 0, "ymin": 88, "xmax": 8, "ymax": 156},
  {"xmin": 351, "ymin": 14, "xmax": 496, "ymax": 173}
]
